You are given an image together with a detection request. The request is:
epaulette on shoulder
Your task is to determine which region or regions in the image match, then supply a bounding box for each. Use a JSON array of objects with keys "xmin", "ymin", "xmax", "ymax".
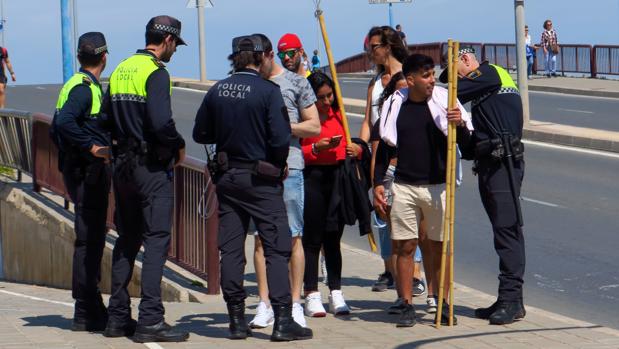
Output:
[
  {"xmin": 151, "ymin": 57, "xmax": 166, "ymax": 68},
  {"xmin": 81, "ymin": 75, "xmax": 92, "ymax": 85}
]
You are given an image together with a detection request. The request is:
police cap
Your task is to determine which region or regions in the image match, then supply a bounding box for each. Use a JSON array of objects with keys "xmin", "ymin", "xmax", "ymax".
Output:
[
  {"xmin": 77, "ymin": 32, "xmax": 108, "ymax": 56},
  {"xmin": 232, "ymin": 35, "xmax": 264, "ymax": 54},
  {"xmin": 438, "ymin": 45, "xmax": 476, "ymax": 83},
  {"xmin": 146, "ymin": 15, "xmax": 187, "ymax": 46}
]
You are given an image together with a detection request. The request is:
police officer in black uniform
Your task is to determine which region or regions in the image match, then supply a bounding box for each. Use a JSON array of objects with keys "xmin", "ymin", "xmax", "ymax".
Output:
[
  {"xmin": 102, "ymin": 16, "xmax": 188, "ymax": 342},
  {"xmin": 440, "ymin": 47, "xmax": 526, "ymax": 325},
  {"xmin": 192, "ymin": 34, "xmax": 312, "ymax": 342},
  {"xmin": 51, "ymin": 32, "xmax": 111, "ymax": 332}
]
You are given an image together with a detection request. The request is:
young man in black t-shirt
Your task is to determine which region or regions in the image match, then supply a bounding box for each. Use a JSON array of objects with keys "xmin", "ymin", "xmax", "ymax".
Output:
[{"xmin": 373, "ymin": 54, "xmax": 471, "ymax": 328}]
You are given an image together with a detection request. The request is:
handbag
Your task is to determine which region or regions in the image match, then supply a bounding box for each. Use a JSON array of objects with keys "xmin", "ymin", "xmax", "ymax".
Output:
[{"xmin": 551, "ymin": 43, "xmax": 559, "ymax": 54}]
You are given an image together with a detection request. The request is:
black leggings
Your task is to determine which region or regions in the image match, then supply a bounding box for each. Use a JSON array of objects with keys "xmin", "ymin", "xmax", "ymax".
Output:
[{"xmin": 303, "ymin": 165, "xmax": 345, "ymax": 292}]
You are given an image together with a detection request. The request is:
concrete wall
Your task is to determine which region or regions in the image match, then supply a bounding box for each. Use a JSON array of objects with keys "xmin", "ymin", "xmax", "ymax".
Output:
[{"xmin": 0, "ymin": 180, "xmax": 188, "ymax": 302}]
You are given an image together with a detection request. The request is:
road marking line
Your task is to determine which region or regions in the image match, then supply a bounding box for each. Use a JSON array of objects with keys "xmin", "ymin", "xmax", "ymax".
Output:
[
  {"xmin": 558, "ymin": 108, "xmax": 594, "ymax": 114},
  {"xmin": 0, "ymin": 289, "xmax": 73, "ymax": 307},
  {"xmin": 347, "ymin": 112, "xmax": 364, "ymax": 118},
  {"xmin": 144, "ymin": 343, "xmax": 165, "ymax": 349},
  {"xmin": 36, "ymin": 86, "xmax": 46, "ymax": 90},
  {"xmin": 523, "ymin": 140, "xmax": 619, "ymax": 159},
  {"xmin": 340, "ymin": 79, "xmax": 370, "ymax": 84},
  {"xmin": 172, "ymin": 86, "xmax": 207, "ymax": 94},
  {"xmin": 522, "ymin": 196, "xmax": 561, "ymax": 208}
]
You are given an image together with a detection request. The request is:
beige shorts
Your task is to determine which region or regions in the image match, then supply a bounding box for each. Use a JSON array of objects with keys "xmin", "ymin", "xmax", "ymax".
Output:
[{"xmin": 390, "ymin": 182, "xmax": 446, "ymax": 242}]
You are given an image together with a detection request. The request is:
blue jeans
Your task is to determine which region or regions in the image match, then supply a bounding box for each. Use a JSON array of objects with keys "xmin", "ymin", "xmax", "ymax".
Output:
[
  {"xmin": 526, "ymin": 55, "xmax": 534, "ymax": 78},
  {"xmin": 544, "ymin": 51, "xmax": 557, "ymax": 75},
  {"xmin": 284, "ymin": 169, "xmax": 304, "ymax": 237}
]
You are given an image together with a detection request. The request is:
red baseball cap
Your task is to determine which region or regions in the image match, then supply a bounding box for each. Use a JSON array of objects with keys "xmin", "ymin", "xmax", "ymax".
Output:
[{"xmin": 277, "ymin": 33, "xmax": 303, "ymax": 52}]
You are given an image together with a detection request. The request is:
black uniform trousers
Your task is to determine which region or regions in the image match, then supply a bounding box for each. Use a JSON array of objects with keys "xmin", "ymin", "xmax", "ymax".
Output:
[
  {"xmin": 108, "ymin": 159, "xmax": 173, "ymax": 326},
  {"xmin": 477, "ymin": 159, "xmax": 526, "ymax": 303},
  {"xmin": 62, "ymin": 158, "xmax": 111, "ymax": 320},
  {"xmin": 215, "ymin": 168, "xmax": 292, "ymax": 306}
]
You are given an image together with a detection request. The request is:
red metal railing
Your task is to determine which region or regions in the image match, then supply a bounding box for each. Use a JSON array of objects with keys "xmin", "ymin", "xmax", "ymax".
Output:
[
  {"xmin": 31, "ymin": 113, "xmax": 220, "ymax": 294},
  {"xmin": 335, "ymin": 41, "xmax": 613, "ymax": 78}
]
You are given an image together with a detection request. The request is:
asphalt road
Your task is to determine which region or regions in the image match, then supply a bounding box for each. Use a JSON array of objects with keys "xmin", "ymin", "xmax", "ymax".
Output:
[{"xmin": 5, "ymin": 84, "xmax": 619, "ymax": 330}]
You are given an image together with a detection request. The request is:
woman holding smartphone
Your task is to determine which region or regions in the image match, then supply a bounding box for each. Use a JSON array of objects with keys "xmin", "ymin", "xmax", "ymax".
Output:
[{"xmin": 300, "ymin": 71, "xmax": 362, "ymax": 318}]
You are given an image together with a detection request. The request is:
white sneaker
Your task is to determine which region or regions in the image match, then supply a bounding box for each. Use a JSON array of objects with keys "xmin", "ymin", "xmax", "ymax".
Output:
[
  {"xmin": 426, "ymin": 296, "xmax": 438, "ymax": 314},
  {"xmin": 329, "ymin": 290, "xmax": 351, "ymax": 315},
  {"xmin": 304, "ymin": 291, "xmax": 327, "ymax": 317},
  {"xmin": 292, "ymin": 302, "xmax": 307, "ymax": 328},
  {"xmin": 249, "ymin": 301, "xmax": 274, "ymax": 328}
]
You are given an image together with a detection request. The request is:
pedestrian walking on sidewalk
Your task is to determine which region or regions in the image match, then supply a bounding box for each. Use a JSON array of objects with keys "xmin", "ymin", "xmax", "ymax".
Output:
[
  {"xmin": 440, "ymin": 46, "xmax": 527, "ymax": 325},
  {"xmin": 376, "ymin": 54, "xmax": 472, "ymax": 328},
  {"xmin": 248, "ymin": 33, "xmax": 320, "ymax": 331},
  {"xmin": 525, "ymin": 25, "xmax": 537, "ymax": 79},
  {"xmin": 103, "ymin": 15, "xmax": 188, "ymax": 343},
  {"xmin": 50, "ymin": 32, "xmax": 111, "ymax": 333},
  {"xmin": 0, "ymin": 45, "xmax": 16, "ymax": 108},
  {"xmin": 540, "ymin": 19, "xmax": 559, "ymax": 77},
  {"xmin": 193, "ymin": 34, "xmax": 313, "ymax": 342}
]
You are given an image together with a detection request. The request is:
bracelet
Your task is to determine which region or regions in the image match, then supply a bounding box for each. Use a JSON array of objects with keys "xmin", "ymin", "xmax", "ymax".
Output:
[{"xmin": 311, "ymin": 143, "xmax": 319, "ymax": 155}]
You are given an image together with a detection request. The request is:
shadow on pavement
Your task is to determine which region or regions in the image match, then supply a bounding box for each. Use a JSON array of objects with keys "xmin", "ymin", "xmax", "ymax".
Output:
[
  {"xmin": 173, "ymin": 312, "xmax": 275, "ymax": 340},
  {"xmin": 21, "ymin": 315, "xmax": 72, "ymax": 330},
  {"xmin": 393, "ymin": 325, "xmax": 603, "ymax": 349}
]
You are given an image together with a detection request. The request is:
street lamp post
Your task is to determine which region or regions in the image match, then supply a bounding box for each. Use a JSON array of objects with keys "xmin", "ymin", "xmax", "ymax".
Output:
[
  {"xmin": 514, "ymin": 0, "xmax": 530, "ymax": 126},
  {"xmin": 60, "ymin": 0, "xmax": 74, "ymax": 82},
  {"xmin": 196, "ymin": 0, "xmax": 207, "ymax": 82}
]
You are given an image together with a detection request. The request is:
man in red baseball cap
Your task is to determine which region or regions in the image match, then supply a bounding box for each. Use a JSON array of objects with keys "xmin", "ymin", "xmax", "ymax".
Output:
[{"xmin": 277, "ymin": 33, "xmax": 310, "ymax": 77}]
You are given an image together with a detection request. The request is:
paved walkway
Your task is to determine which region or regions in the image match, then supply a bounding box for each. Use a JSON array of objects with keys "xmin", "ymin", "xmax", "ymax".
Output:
[{"xmin": 2, "ymin": 240, "xmax": 619, "ymax": 349}]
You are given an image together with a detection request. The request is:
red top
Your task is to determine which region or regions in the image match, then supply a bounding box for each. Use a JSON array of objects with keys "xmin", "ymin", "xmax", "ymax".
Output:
[{"xmin": 301, "ymin": 108, "xmax": 359, "ymax": 165}]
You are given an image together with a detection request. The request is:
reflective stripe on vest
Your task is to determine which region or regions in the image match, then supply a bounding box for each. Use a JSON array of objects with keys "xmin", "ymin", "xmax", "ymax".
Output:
[
  {"xmin": 55, "ymin": 72, "xmax": 102, "ymax": 116},
  {"xmin": 490, "ymin": 64, "xmax": 519, "ymax": 91},
  {"xmin": 109, "ymin": 53, "xmax": 170, "ymax": 103}
]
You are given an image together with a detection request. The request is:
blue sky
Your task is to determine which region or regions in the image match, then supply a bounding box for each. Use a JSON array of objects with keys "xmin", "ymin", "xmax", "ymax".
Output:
[{"xmin": 4, "ymin": 0, "xmax": 619, "ymax": 85}]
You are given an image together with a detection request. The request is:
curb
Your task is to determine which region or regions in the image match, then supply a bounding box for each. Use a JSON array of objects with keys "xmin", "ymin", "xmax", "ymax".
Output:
[
  {"xmin": 527, "ymin": 85, "xmax": 619, "ymax": 98},
  {"xmin": 171, "ymin": 81, "xmax": 619, "ymax": 154}
]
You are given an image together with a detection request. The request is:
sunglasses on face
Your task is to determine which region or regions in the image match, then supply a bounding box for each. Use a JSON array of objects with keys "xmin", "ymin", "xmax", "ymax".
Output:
[
  {"xmin": 368, "ymin": 43, "xmax": 382, "ymax": 52},
  {"xmin": 316, "ymin": 92, "xmax": 333, "ymax": 100},
  {"xmin": 277, "ymin": 50, "xmax": 298, "ymax": 60}
]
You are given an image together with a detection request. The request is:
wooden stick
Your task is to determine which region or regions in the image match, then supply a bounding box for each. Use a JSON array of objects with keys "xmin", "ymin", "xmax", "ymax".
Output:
[
  {"xmin": 448, "ymin": 41, "xmax": 460, "ymax": 327},
  {"xmin": 436, "ymin": 39, "xmax": 455, "ymax": 329},
  {"xmin": 316, "ymin": 9, "xmax": 377, "ymax": 252}
]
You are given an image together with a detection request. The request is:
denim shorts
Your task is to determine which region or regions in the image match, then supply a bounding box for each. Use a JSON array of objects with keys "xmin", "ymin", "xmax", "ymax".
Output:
[{"xmin": 284, "ymin": 169, "xmax": 304, "ymax": 237}]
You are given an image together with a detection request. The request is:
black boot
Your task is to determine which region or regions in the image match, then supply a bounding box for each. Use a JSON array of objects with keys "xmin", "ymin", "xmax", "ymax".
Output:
[
  {"xmin": 71, "ymin": 300, "xmax": 108, "ymax": 332},
  {"xmin": 489, "ymin": 301, "xmax": 525, "ymax": 325},
  {"xmin": 475, "ymin": 300, "xmax": 525, "ymax": 320},
  {"xmin": 271, "ymin": 304, "xmax": 313, "ymax": 341},
  {"xmin": 227, "ymin": 303, "xmax": 252, "ymax": 340},
  {"xmin": 104, "ymin": 318, "xmax": 137, "ymax": 337},
  {"xmin": 133, "ymin": 321, "xmax": 189, "ymax": 343},
  {"xmin": 434, "ymin": 300, "xmax": 458, "ymax": 326}
]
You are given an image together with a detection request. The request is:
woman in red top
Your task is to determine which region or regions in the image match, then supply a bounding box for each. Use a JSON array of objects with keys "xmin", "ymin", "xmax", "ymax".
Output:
[{"xmin": 300, "ymin": 72, "xmax": 361, "ymax": 317}]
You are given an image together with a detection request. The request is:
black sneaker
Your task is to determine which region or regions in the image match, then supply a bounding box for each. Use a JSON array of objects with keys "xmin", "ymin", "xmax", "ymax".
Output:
[
  {"xmin": 489, "ymin": 302, "xmax": 526, "ymax": 325},
  {"xmin": 372, "ymin": 272, "xmax": 394, "ymax": 292},
  {"xmin": 396, "ymin": 303, "xmax": 416, "ymax": 328},
  {"xmin": 133, "ymin": 321, "xmax": 189, "ymax": 343},
  {"xmin": 413, "ymin": 278, "xmax": 426, "ymax": 296},
  {"xmin": 104, "ymin": 319, "xmax": 137, "ymax": 337},
  {"xmin": 434, "ymin": 300, "xmax": 458, "ymax": 326},
  {"xmin": 387, "ymin": 298, "xmax": 407, "ymax": 315}
]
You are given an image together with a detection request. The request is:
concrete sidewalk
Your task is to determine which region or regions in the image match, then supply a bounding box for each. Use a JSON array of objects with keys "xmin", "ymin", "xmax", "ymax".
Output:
[
  {"xmin": 2, "ymin": 240, "xmax": 619, "ymax": 349},
  {"xmin": 172, "ymin": 77, "xmax": 619, "ymax": 154}
]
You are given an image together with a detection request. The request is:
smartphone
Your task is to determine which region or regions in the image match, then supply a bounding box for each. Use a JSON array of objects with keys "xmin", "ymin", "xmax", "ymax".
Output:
[{"xmin": 330, "ymin": 135, "xmax": 343, "ymax": 145}]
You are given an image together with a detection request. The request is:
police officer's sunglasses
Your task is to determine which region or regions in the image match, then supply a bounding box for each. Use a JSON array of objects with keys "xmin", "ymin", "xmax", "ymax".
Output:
[{"xmin": 277, "ymin": 50, "xmax": 298, "ymax": 60}]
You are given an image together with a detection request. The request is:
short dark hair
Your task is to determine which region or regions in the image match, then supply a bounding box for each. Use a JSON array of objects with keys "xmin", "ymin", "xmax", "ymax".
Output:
[
  {"xmin": 307, "ymin": 71, "xmax": 339, "ymax": 111},
  {"xmin": 77, "ymin": 53, "xmax": 105, "ymax": 68},
  {"xmin": 543, "ymin": 19, "xmax": 552, "ymax": 30},
  {"xmin": 146, "ymin": 29, "xmax": 171, "ymax": 46},
  {"xmin": 402, "ymin": 54, "xmax": 434, "ymax": 76}
]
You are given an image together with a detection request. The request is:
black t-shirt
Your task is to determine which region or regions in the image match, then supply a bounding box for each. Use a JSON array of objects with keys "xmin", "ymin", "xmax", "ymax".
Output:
[
  {"xmin": 370, "ymin": 119, "xmax": 381, "ymax": 142},
  {"xmin": 374, "ymin": 99, "xmax": 471, "ymax": 185}
]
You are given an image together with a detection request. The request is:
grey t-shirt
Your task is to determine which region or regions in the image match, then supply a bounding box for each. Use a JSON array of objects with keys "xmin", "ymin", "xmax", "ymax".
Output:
[{"xmin": 270, "ymin": 69, "xmax": 317, "ymax": 169}]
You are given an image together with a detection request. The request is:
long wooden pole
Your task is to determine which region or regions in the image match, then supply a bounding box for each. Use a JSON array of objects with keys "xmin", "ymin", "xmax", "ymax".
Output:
[
  {"xmin": 436, "ymin": 39, "xmax": 459, "ymax": 328},
  {"xmin": 315, "ymin": 8, "xmax": 377, "ymax": 252}
]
